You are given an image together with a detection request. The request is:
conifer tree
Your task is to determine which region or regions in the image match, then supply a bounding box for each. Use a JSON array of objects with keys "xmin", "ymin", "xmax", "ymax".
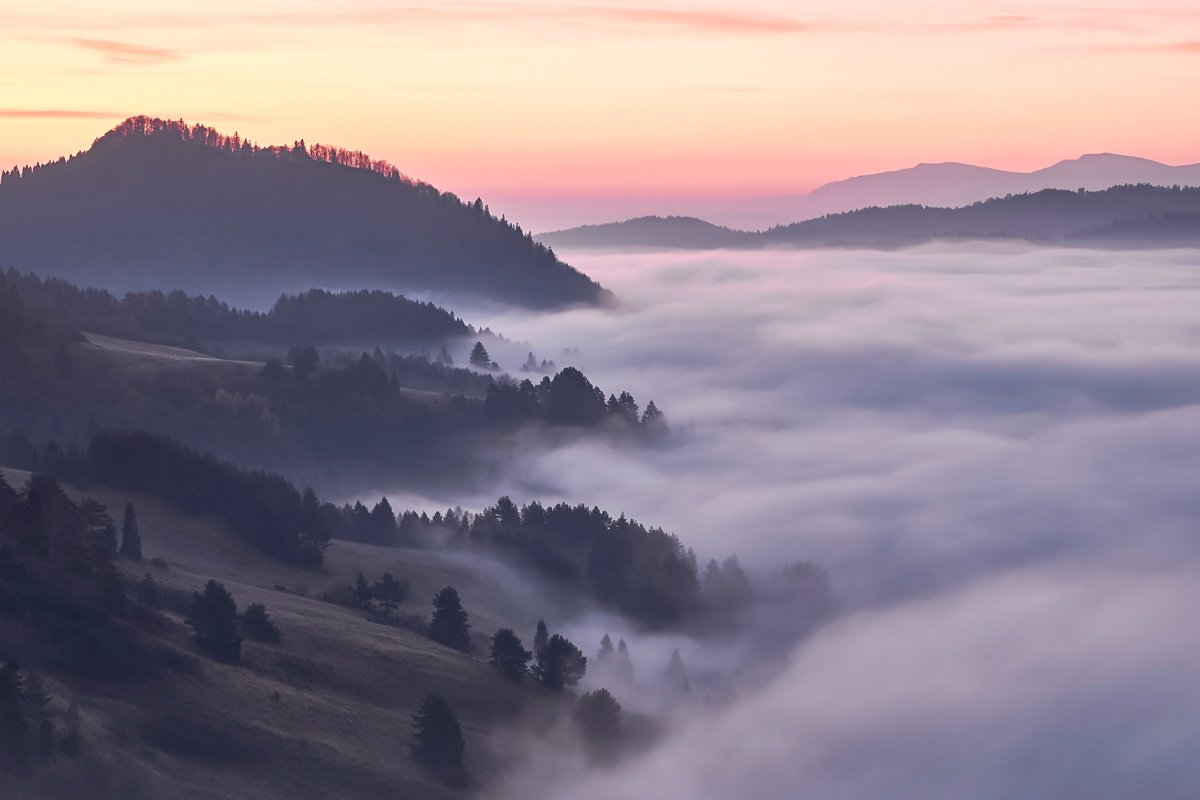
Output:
[
  {"xmin": 119, "ymin": 502, "xmax": 142, "ymax": 561},
  {"xmin": 241, "ymin": 602, "xmax": 282, "ymax": 643},
  {"xmin": 533, "ymin": 619, "xmax": 549, "ymax": 656},
  {"xmin": 374, "ymin": 572, "xmax": 407, "ymax": 618},
  {"xmin": 596, "ymin": 633, "xmax": 615, "ymax": 663},
  {"xmin": 351, "ymin": 570, "xmax": 375, "ymax": 611},
  {"xmin": 615, "ymin": 638, "xmax": 634, "ymax": 683},
  {"xmin": 489, "ymin": 628, "xmax": 532, "ymax": 681},
  {"xmin": 427, "ymin": 586, "xmax": 471, "ymax": 652},
  {"xmin": 410, "ymin": 693, "xmax": 465, "ymax": 769},
  {"xmin": 533, "ymin": 634, "xmax": 587, "ymax": 690},
  {"xmin": 187, "ymin": 580, "xmax": 242, "ymax": 660},
  {"xmin": 468, "ymin": 341, "xmax": 491, "ymax": 369}
]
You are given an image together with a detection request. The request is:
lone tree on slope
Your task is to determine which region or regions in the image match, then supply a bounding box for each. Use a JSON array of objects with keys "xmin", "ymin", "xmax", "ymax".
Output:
[
  {"xmin": 427, "ymin": 586, "xmax": 471, "ymax": 652},
  {"xmin": 411, "ymin": 693, "xmax": 465, "ymax": 770},
  {"xmin": 188, "ymin": 580, "xmax": 242, "ymax": 661}
]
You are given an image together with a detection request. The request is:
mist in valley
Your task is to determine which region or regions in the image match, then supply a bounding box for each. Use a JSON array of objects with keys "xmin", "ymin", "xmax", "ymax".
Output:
[{"xmin": 371, "ymin": 243, "xmax": 1200, "ymax": 797}]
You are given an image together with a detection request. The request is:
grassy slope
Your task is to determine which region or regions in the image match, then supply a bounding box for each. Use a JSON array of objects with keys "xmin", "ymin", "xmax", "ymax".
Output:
[{"xmin": 1, "ymin": 466, "xmax": 564, "ymax": 800}]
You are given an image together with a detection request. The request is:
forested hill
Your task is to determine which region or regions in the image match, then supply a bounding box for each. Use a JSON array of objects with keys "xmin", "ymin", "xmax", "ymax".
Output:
[
  {"xmin": 0, "ymin": 116, "xmax": 608, "ymax": 309},
  {"xmin": 5, "ymin": 271, "xmax": 475, "ymax": 347},
  {"xmin": 537, "ymin": 185, "xmax": 1200, "ymax": 250}
]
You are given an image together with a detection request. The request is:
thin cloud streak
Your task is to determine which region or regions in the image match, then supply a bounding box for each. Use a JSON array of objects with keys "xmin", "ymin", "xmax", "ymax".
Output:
[
  {"xmin": 0, "ymin": 109, "xmax": 125, "ymax": 119},
  {"xmin": 71, "ymin": 38, "xmax": 181, "ymax": 65}
]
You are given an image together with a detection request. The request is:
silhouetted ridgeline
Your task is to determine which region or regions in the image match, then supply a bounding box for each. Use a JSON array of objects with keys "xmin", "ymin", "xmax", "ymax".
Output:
[
  {"xmin": 6, "ymin": 271, "xmax": 473, "ymax": 347},
  {"xmin": 0, "ymin": 116, "xmax": 608, "ymax": 309},
  {"xmin": 537, "ymin": 185, "xmax": 1200, "ymax": 250}
]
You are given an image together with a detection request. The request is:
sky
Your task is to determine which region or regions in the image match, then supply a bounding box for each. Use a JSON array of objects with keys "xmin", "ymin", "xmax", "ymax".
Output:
[{"xmin": 2, "ymin": 1, "xmax": 1200, "ymax": 228}]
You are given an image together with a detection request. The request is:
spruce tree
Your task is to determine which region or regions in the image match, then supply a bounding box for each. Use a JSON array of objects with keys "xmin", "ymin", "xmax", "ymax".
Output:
[
  {"xmin": 187, "ymin": 580, "xmax": 242, "ymax": 660},
  {"xmin": 468, "ymin": 341, "xmax": 491, "ymax": 369},
  {"xmin": 533, "ymin": 634, "xmax": 587, "ymax": 690},
  {"xmin": 616, "ymin": 638, "xmax": 634, "ymax": 682},
  {"xmin": 427, "ymin": 586, "xmax": 471, "ymax": 651},
  {"xmin": 119, "ymin": 502, "xmax": 142, "ymax": 561},
  {"xmin": 351, "ymin": 570, "xmax": 375, "ymax": 611},
  {"xmin": 489, "ymin": 628, "xmax": 532, "ymax": 681},
  {"xmin": 374, "ymin": 572, "xmax": 406, "ymax": 618},
  {"xmin": 241, "ymin": 603, "xmax": 282, "ymax": 643},
  {"xmin": 596, "ymin": 633, "xmax": 615, "ymax": 663},
  {"xmin": 533, "ymin": 619, "xmax": 549, "ymax": 656},
  {"xmin": 410, "ymin": 693, "xmax": 465, "ymax": 769}
]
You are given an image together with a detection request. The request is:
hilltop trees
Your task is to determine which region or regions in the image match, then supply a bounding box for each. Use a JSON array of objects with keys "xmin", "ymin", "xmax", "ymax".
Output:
[
  {"xmin": 411, "ymin": 693, "xmax": 465, "ymax": 770},
  {"xmin": 533, "ymin": 634, "xmax": 587, "ymax": 690},
  {"xmin": 489, "ymin": 628, "xmax": 532, "ymax": 681},
  {"xmin": 119, "ymin": 502, "xmax": 142, "ymax": 561},
  {"xmin": 427, "ymin": 586, "xmax": 471, "ymax": 652},
  {"xmin": 188, "ymin": 580, "xmax": 242, "ymax": 661}
]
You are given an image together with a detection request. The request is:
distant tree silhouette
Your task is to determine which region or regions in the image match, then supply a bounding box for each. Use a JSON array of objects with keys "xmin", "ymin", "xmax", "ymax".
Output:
[
  {"xmin": 410, "ymin": 693, "xmax": 465, "ymax": 769},
  {"xmin": 489, "ymin": 628, "xmax": 532, "ymax": 681},
  {"xmin": 119, "ymin": 502, "xmax": 142, "ymax": 561},
  {"xmin": 469, "ymin": 341, "xmax": 491, "ymax": 369},
  {"xmin": 187, "ymin": 580, "xmax": 242, "ymax": 660},
  {"xmin": 533, "ymin": 634, "xmax": 587, "ymax": 690},
  {"xmin": 427, "ymin": 586, "xmax": 471, "ymax": 652},
  {"xmin": 373, "ymin": 572, "xmax": 407, "ymax": 618},
  {"xmin": 616, "ymin": 638, "xmax": 634, "ymax": 683},
  {"xmin": 288, "ymin": 344, "xmax": 320, "ymax": 379},
  {"xmin": 641, "ymin": 400, "xmax": 665, "ymax": 433},
  {"xmin": 351, "ymin": 570, "xmax": 375, "ymax": 611},
  {"xmin": 596, "ymin": 633, "xmax": 615, "ymax": 663},
  {"xmin": 241, "ymin": 602, "xmax": 282, "ymax": 643},
  {"xmin": 664, "ymin": 648, "xmax": 689, "ymax": 695},
  {"xmin": 533, "ymin": 619, "xmax": 549, "ymax": 656}
]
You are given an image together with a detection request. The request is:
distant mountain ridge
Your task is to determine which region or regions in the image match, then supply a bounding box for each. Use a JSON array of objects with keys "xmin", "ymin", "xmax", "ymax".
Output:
[
  {"xmin": 747, "ymin": 153, "xmax": 1200, "ymax": 227},
  {"xmin": 0, "ymin": 116, "xmax": 608, "ymax": 309},
  {"xmin": 537, "ymin": 185, "xmax": 1200, "ymax": 251}
]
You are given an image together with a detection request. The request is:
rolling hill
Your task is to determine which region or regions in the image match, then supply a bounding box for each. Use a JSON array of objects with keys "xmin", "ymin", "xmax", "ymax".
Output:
[
  {"xmin": 0, "ymin": 117, "xmax": 608, "ymax": 310},
  {"xmin": 537, "ymin": 185, "xmax": 1200, "ymax": 251},
  {"xmin": 0, "ymin": 465, "xmax": 566, "ymax": 800},
  {"xmin": 746, "ymin": 153, "xmax": 1200, "ymax": 227}
]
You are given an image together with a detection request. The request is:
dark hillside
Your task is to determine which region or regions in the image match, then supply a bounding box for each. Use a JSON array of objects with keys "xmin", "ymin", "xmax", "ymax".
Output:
[{"xmin": 0, "ymin": 117, "xmax": 608, "ymax": 309}]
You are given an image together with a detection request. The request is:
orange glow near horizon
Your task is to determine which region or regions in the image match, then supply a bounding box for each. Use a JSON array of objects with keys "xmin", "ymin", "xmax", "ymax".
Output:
[{"xmin": 2, "ymin": 0, "xmax": 1200, "ymax": 226}]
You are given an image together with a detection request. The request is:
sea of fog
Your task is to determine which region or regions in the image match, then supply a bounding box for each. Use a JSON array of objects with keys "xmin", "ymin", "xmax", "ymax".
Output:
[{"xmin": 404, "ymin": 243, "xmax": 1200, "ymax": 797}]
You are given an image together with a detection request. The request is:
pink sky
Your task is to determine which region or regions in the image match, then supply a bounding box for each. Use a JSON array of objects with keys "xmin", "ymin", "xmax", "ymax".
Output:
[{"xmin": 2, "ymin": 1, "xmax": 1199, "ymax": 229}]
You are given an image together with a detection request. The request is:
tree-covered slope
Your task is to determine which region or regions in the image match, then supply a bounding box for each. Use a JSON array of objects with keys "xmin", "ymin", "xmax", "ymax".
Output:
[{"xmin": 0, "ymin": 117, "xmax": 608, "ymax": 309}]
